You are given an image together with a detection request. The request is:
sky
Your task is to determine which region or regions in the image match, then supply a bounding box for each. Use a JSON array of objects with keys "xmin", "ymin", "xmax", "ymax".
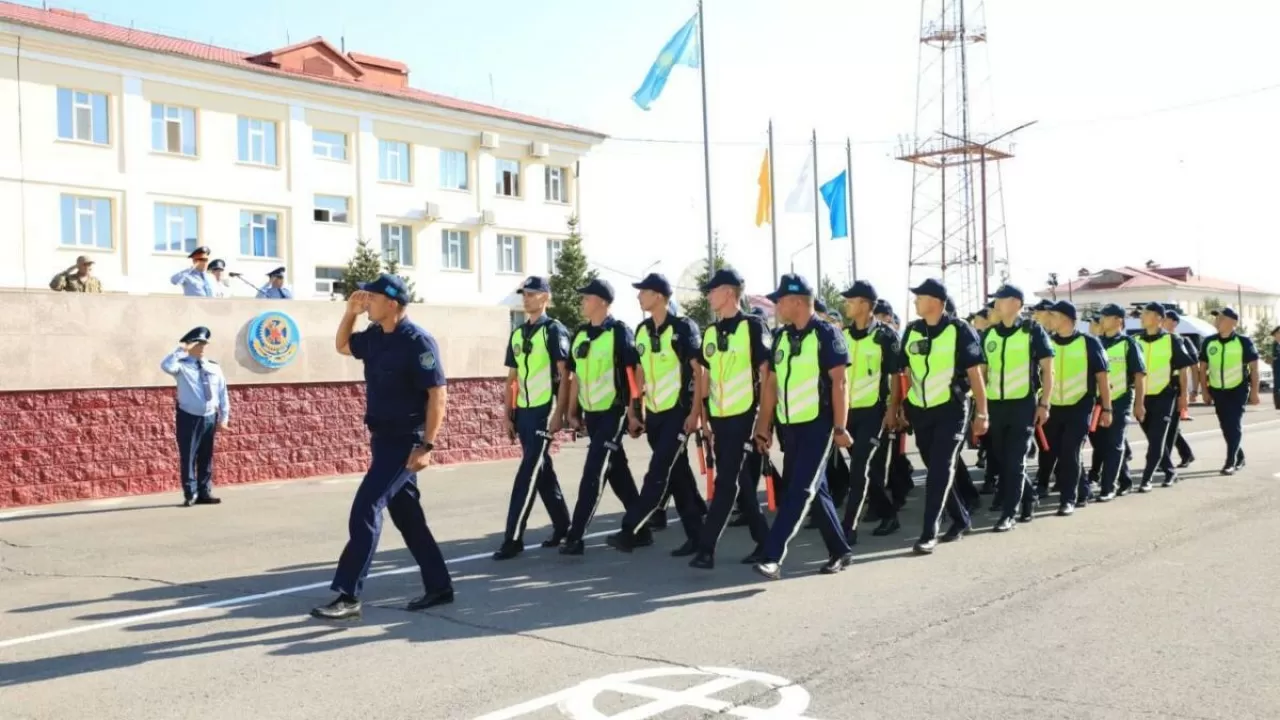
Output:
[{"xmin": 23, "ymin": 0, "xmax": 1280, "ymax": 318}]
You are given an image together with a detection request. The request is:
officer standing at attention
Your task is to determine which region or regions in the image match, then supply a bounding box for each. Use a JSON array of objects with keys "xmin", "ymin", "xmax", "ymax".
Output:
[
  {"xmin": 751, "ymin": 274, "xmax": 854, "ymax": 579},
  {"xmin": 1201, "ymin": 307, "xmax": 1261, "ymax": 475},
  {"xmin": 895, "ymin": 278, "xmax": 987, "ymax": 554},
  {"xmin": 312, "ymin": 274, "xmax": 452, "ymax": 620},
  {"xmin": 562, "ymin": 279, "xmax": 642, "ymax": 555},
  {"xmin": 492, "ymin": 276, "xmax": 572, "ymax": 560},
  {"xmin": 835, "ymin": 280, "xmax": 903, "ymax": 544},
  {"xmin": 608, "ymin": 273, "xmax": 707, "ymax": 554},
  {"xmin": 1134, "ymin": 302, "xmax": 1195, "ymax": 491},
  {"xmin": 1160, "ymin": 309, "xmax": 1197, "ymax": 469},
  {"xmin": 258, "ymin": 267, "xmax": 294, "ymax": 299},
  {"xmin": 981, "ymin": 284, "xmax": 1054, "ymax": 531},
  {"xmin": 1095, "ymin": 303, "xmax": 1146, "ymax": 499},
  {"xmin": 170, "ymin": 246, "xmax": 217, "ymax": 297},
  {"xmin": 690, "ymin": 269, "xmax": 773, "ymax": 569},
  {"xmin": 160, "ymin": 327, "xmax": 229, "ymax": 507}
]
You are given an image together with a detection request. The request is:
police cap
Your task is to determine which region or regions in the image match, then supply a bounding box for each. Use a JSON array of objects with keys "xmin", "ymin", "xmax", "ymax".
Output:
[
  {"xmin": 1218, "ymin": 306, "xmax": 1240, "ymax": 321},
  {"xmin": 765, "ymin": 273, "xmax": 814, "ymax": 303},
  {"xmin": 359, "ymin": 273, "xmax": 410, "ymax": 305},
  {"xmin": 992, "ymin": 284, "xmax": 1025, "ymax": 302},
  {"xmin": 909, "ymin": 278, "xmax": 948, "ymax": 301},
  {"xmin": 873, "ymin": 299, "xmax": 893, "ymax": 316},
  {"xmin": 1099, "ymin": 303, "xmax": 1126, "ymax": 318},
  {"xmin": 631, "ymin": 272, "xmax": 673, "ymax": 297},
  {"xmin": 518, "ymin": 276, "xmax": 551, "ymax": 294},
  {"xmin": 1163, "ymin": 308, "xmax": 1181, "ymax": 322},
  {"xmin": 267, "ymin": 266, "xmax": 286, "ymax": 279},
  {"xmin": 180, "ymin": 326, "xmax": 211, "ymax": 344},
  {"xmin": 700, "ymin": 268, "xmax": 744, "ymax": 293},
  {"xmin": 1142, "ymin": 301, "xmax": 1166, "ymax": 315},
  {"xmin": 814, "ymin": 297, "xmax": 828, "ymax": 314},
  {"xmin": 188, "ymin": 246, "xmax": 211, "ymax": 259},
  {"xmin": 577, "ymin": 278, "xmax": 615, "ymax": 303},
  {"xmin": 840, "ymin": 280, "xmax": 878, "ymax": 302},
  {"xmin": 208, "ymin": 259, "xmax": 226, "ymax": 272},
  {"xmin": 1049, "ymin": 300, "xmax": 1077, "ymax": 323},
  {"xmin": 1031, "ymin": 299, "xmax": 1055, "ymax": 312}
]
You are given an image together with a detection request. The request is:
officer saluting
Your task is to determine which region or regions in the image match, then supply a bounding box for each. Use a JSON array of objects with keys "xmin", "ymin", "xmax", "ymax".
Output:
[
  {"xmin": 895, "ymin": 278, "xmax": 987, "ymax": 554},
  {"xmin": 561, "ymin": 279, "xmax": 642, "ymax": 555},
  {"xmin": 1134, "ymin": 302, "xmax": 1196, "ymax": 491},
  {"xmin": 160, "ymin": 326, "xmax": 229, "ymax": 507},
  {"xmin": 312, "ymin": 274, "xmax": 453, "ymax": 620},
  {"xmin": 170, "ymin": 246, "xmax": 217, "ymax": 297},
  {"xmin": 258, "ymin": 267, "xmax": 293, "ymax": 299},
  {"xmin": 1201, "ymin": 306, "xmax": 1261, "ymax": 475},
  {"xmin": 1096, "ymin": 303, "xmax": 1147, "ymax": 498},
  {"xmin": 492, "ymin": 276, "xmax": 572, "ymax": 560}
]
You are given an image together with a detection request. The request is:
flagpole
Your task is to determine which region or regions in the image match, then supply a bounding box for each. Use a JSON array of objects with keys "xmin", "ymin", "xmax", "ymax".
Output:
[
  {"xmin": 846, "ymin": 137, "xmax": 857, "ymax": 281},
  {"xmin": 811, "ymin": 129, "xmax": 822, "ymax": 284},
  {"xmin": 768, "ymin": 119, "xmax": 778, "ymax": 286},
  {"xmin": 697, "ymin": 0, "xmax": 714, "ymax": 274}
]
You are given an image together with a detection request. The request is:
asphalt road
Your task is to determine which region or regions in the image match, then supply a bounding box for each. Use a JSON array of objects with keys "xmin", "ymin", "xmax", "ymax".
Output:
[{"xmin": 2, "ymin": 406, "xmax": 1278, "ymax": 720}]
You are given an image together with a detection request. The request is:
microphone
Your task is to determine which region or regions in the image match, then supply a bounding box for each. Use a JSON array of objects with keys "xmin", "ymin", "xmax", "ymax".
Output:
[{"xmin": 228, "ymin": 272, "xmax": 242, "ymax": 277}]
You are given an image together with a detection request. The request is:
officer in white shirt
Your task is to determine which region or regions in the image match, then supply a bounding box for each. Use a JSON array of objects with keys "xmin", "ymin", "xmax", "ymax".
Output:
[{"xmin": 208, "ymin": 259, "xmax": 232, "ymax": 298}]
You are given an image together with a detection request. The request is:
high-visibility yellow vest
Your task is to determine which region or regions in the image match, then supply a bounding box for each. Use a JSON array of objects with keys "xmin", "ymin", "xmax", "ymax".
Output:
[
  {"xmin": 1138, "ymin": 333, "xmax": 1173, "ymax": 395},
  {"xmin": 703, "ymin": 320, "xmax": 754, "ymax": 418},
  {"xmin": 844, "ymin": 327, "xmax": 885, "ymax": 409},
  {"xmin": 1104, "ymin": 336, "xmax": 1129, "ymax": 400},
  {"xmin": 636, "ymin": 322, "xmax": 681, "ymax": 412},
  {"xmin": 774, "ymin": 329, "xmax": 821, "ymax": 424},
  {"xmin": 571, "ymin": 327, "xmax": 617, "ymax": 412},
  {"xmin": 904, "ymin": 324, "xmax": 956, "ymax": 408},
  {"xmin": 984, "ymin": 326, "xmax": 1032, "ymax": 401},
  {"xmin": 511, "ymin": 324, "xmax": 553, "ymax": 408},
  {"xmin": 1206, "ymin": 335, "xmax": 1245, "ymax": 390},
  {"xmin": 1051, "ymin": 335, "xmax": 1089, "ymax": 406}
]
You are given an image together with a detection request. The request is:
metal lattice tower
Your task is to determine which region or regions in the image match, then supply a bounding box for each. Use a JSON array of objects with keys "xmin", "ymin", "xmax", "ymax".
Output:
[{"xmin": 897, "ymin": 0, "xmax": 1014, "ymax": 314}]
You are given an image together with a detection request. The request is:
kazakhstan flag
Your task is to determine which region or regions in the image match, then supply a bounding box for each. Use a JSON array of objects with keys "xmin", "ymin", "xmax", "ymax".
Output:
[{"xmin": 632, "ymin": 14, "xmax": 700, "ymax": 111}]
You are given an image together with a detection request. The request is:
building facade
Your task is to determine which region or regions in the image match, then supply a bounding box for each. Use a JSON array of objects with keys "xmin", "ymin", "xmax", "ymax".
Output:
[{"xmin": 0, "ymin": 4, "xmax": 604, "ymax": 303}]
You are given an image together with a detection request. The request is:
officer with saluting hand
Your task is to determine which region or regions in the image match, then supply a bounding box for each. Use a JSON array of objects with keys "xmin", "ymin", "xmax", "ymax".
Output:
[
  {"xmin": 160, "ymin": 326, "xmax": 229, "ymax": 507},
  {"xmin": 1096, "ymin": 303, "xmax": 1146, "ymax": 499},
  {"xmin": 1134, "ymin": 302, "xmax": 1196, "ymax": 491},
  {"xmin": 312, "ymin": 274, "xmax": 453, "ymax": 621},
  {"xmin": 1200, "ymin": 306, "xmax": 1261, "ymax": 475},
  {"xmin": 492, "ymin": 276, "xmax": 572, "ymax": 560}
]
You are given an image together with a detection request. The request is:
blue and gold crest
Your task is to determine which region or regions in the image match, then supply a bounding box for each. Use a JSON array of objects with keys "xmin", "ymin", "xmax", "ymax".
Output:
[{"xmin": 246, "ymin": 311, "xmax": 301, "ymax": 369}]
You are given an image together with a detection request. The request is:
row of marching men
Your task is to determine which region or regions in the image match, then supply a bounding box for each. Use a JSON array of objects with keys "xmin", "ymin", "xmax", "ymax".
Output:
[{"xmin": 492, "ymin": 270, "xmax": 1265, "ymax": 578}]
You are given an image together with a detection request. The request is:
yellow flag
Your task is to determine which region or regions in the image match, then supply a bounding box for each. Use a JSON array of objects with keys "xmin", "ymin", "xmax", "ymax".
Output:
[{"xmin": 754, "ymin": 149, "xmax": 772, "ymax": 227}]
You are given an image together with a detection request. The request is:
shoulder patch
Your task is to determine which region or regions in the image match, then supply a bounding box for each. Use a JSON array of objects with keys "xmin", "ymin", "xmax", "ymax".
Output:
[
  {"xmin": 419, "ymin": 351, "xmax": 437, "ymax": 370},
  {"xmin": 558, "ymin": 334, "xmax": 570, "ymax": 354},
  {"xmin": 829, "ymin": 327, "xmax": 848, "ymax": 353}
]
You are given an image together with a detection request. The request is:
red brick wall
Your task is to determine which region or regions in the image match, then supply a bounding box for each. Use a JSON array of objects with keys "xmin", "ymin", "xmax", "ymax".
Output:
[{"xmin": 0, "ymin": 378, "xmax": 521, "ymax": 508}]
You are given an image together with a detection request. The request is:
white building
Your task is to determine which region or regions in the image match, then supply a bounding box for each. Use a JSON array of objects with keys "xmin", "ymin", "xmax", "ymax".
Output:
[{"xmin": 0, "ymin": 4, "xmax": 605, "ymax": 304}]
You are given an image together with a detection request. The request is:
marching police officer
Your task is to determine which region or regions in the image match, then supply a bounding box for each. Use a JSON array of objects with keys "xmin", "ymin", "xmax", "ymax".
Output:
[
  {"xmin": 1161, "ymin": 309, "xmax": 1197, "ymax": 469},
  {"xmin": 1201, "ymin": 306, "xmax": 1262, "ymax": 474},
  {"xmin": 313, "ymin": 274, "xmax": 452, "ymax": 620},
  {"xmin": 258, "ymin": 267, "xmax": 293, "ymax": 299},
  {"xmin": 1134, "ymin": 302, "xmax": 1195, "ymax": 491},
  {"xmin": 1271, "ymin": 326, "xmax": 1280, "ymax": 410},
  {"xmin": 751, "ymin": 274, "xmax": 853, "ymax": 579},
  {"xmin": 871, "ymin": 300, "xmax": 915, "ymax": 515},
  {"xmin": 981, "ymin": 284, "xmax": 1054, "ymax": 531},
  {"xmin": 562, "ymin": 279, "xmax": 642, "ymax": 555},
  {"xmin": 608, "ymin": 273, "xmax": 708, "ymax": 553},
  {"xmin": 690, "ymin": 269, "xmax": 773, "ymax": 569},
  {"xmin": 492, "ymin": 276, "xmax": 572, "ymax": 560},
  {"xmin": 1096, "ymin": 303, "xmax": 1146, "ymax": 499},
  {"xmin": 895, "ymin": 278, "xmax": 988, "ymax": 554},
  {"xmin": 160, "ymin": 326, "xmax": 229, "ymax": 507}
]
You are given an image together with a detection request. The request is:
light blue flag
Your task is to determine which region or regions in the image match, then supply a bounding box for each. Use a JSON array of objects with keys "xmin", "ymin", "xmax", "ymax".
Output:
[
  {"xmin": 632, "ymin": 14, "xmax": 700, "ymax": 111},
  {"xmin": 820, "ymin": 171, "xmax": 849, "ymax": 239}
]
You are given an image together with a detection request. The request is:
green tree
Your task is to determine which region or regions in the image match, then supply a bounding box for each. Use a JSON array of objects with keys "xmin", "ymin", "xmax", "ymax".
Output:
[
  {"xmin": 818, "ymin": 275, "xmax": 844, "ymax": 321},
  {"xmin": 340, "ymin": 238, "xmax": 420, "ymax": 302},
  {"xmin": 1198, "ymin": 296, "xmax": 1225, "ymax": 323},
  {"xmin": 547, "ymin": 215, "xmax": 598, "ymax": 329},
  {"xmin": 1251, "ymin": 317, "xmax": 1275, "ymax": 364},
  {"xmin": 683, "ymin": 233, "xmax": 728, "ymax": 330}
]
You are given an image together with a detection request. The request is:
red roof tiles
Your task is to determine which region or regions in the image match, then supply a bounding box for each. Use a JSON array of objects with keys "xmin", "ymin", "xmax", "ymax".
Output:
[{"xmin": 1041, "ymin": 265, "xmax": 1270, "ymax": 297}]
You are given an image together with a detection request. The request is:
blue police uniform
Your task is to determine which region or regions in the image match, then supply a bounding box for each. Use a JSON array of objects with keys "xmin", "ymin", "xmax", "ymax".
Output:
[
  {"xmin": 1135, "ymin": 303, "xmax": 1197, "ymax": 490},
  {"xmin": 160, "ymin": 326, "xmax": 229, "ymax": 505},
  {"xmin": 1201, "ymin": 309, "xmax": 1259, "ymax": 474},
  {"xmin": 1096, "ymin": 304, "xmax": 1147, "ymax": 499},
  {"xmin": 314, "ymin": 274, "xmax": 452, "ymax": 620},
  {"xmin": 170, "ymin": 246, "xmax": 216, "ymax": 297},
  {"xmin": 258, "ymin": 266, "xmax": 293, "ymax": 299},
  {"xmin": 493, "ymin": 277, "xmax": 573, "ymax": 559},
  {"xmin": 1163, "ymin": 309, "xmax": 1196, "ymax": 468},
  {"xmin": 1271, "ymin": 332, "xmax": 1280, "ymax": 410}
]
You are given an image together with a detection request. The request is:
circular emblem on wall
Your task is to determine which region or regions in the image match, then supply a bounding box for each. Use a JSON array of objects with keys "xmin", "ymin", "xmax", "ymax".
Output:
[{"xmin": 246, "ymin": 311, "xmax": 301, "ymax": 369}]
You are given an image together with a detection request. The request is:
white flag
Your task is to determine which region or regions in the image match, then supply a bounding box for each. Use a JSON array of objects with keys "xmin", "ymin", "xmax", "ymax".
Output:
[{"xmin": 784, "ymin": 153, "xmax": 815, "ymax": 213}]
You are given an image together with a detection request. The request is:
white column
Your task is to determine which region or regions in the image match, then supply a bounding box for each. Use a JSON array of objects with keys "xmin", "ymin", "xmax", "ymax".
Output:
[
  {"xmin": 355, "ymin": 115, "xmax": 379, "ymax": 248},
  {"xmin": 285, "ymin": 104, "xmax": 312, "ymax": 294},
  {"xmin": 119, "ymin": 74, "xmax": 151, "ymax": 293},
  {"xmin": 476, "ymin": 147, "xmax": 494, "ymax": 295}
]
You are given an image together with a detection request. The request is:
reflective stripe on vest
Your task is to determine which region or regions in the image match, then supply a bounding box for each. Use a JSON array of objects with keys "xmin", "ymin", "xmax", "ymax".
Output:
[
  {"xmin": 1051, "ymin": 335, "xmax": 1089, "ymax": 406},
  {"xmin": 1104, "ymin": 337, "xmax": 1128, "ymax": 400},
  {"xmin": 774, "ymin": 330, "xmax": 821, "ymax": 424},
  {"xmin": 905, "ymin": 324, "xmax": 956, "ymax": 408},
  {"xmin": 1138, "ymin": 334, "xmax": 1173, "ymax": 395},
  {"xmin": 1207, "ymin": 335, "xmax": 1245, "ymax": 390},
  {"xmin": 512, "ymin": 325, "xmax": 553, "ymax": 408},
  {"xmin": 844, "ymin": 328, "xmax": 884, "ymax": 409},
  {"xmin": 984, "ymin": 327, "xmax": 1032, "ymax": 401},
  {"xmin": 637, "ymin": 323, "xmax": 681, "ymax": 412},
  {"xmin": 703, "ymin": 321, "xmax": 754, "ymax": 417},
  {"xmin": 571, "ymin": 329, "xmax": 617, "ymax": 412}
]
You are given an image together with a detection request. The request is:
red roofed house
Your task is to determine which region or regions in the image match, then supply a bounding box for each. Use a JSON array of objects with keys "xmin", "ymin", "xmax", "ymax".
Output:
[{"xmin": 0, "ymin": 2, "xmax": 606, "ymax": 302}]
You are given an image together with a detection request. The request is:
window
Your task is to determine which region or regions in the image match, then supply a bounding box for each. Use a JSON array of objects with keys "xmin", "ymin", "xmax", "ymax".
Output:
[
  {"xmin": 239, "ymin": 210, "xmax": 280, "ymax": 258},
  {"xmin": 441, "ymin": 229, "xmax": 471, "ymax": 270},
  {"xmin": 56, "ymin": 88, "xmax": 109, "ymax": 145},
  {"xmin": 237, "ymin": 117, "xmax": 277, "ymax": 165},
  {"xmin": 59, "ymin": 195, "xmax": 112, "ymax": 249},
  {"xmin": 153, "ymin": 203, "xmax": 199, "ymax": 254},
  {"xmin": 379, "ymin": 139, "xmax": 410, "ymax": 182},
  {"xmin": 313, "ymin": 130, "xmax": 347, "ymax": 160},
  {"xmin": 545, "ymin": 166, "xmax": 567, "ymax": 203},
  {"xmin": 547, "ymin": 238, "xmax": 564, "ymax": 272},
  {"xmin": 315, "ymin": 266, "xmax": 346, "ymax": 296},
  {"xmin": 151, "ymin": 104, "xmax": 197, "ymax": 155},
  {"xmin": 497, "ymin": 234, "xmax": 523, "ymax": 273},
  {"xmin": 439, "ymin": 149, "xmax": 468, "ymax": 190},
  {"xmin": 381, "ymin": 223, "xmax": 414, "ymax": 267},
  {"xmin": 313, "ymin": 195, "xmax": 350, "ymax": 224},
  {"xmin": 495, "ymin": 158, "xmax": 521, "ymax": 197}
]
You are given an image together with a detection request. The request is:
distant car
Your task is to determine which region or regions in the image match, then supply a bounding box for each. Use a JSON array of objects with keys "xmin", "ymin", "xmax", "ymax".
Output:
[{"xmin": 1261, "ymin": 365, "xmax": 1274, "ymax": 392}]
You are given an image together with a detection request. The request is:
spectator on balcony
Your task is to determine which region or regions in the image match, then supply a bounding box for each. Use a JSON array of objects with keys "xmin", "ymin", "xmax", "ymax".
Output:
[
  {"xmin": 208, "ymin": 259, "xmax": 231, "ymax": 298},
  {"xmin": 257, "ymin": 267, "xmax": 293, "ymax": 299},
  {"xmin": 170, "ymin": 246, "xmax": 217, "ymax": 297},
  {"xmin": 48, "ymin": 255, "xmax": 102, "ymax": 293}
]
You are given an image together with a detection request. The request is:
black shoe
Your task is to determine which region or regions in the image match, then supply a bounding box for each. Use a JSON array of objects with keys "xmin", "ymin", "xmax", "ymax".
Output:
[
  {"xmin": 913, "ymin": 538, "xmax": 938, "ymax": 554},
  {"xmin": 670, "ymin": 540, "xmax": 697, "ymax": 557},
  {"xmin": 1177, "ymin": 455, "xmax": 1195, "ymax": 469},
  {"xmin": 649, "ymin": 513, "xmax": 669, "ymax": 531},
  {"xmin": 753, "ymin": 562, "xmax": 782, "ymax": 580},
  {"xmin": 194, "ymin": 496, "xmax": 222, "ymax": 505},
  {"xmin": 872, "ymin": 517, "xmax": 901, "ymax": 536},
  {"xmin": 1116, "ymin": 483, "xmax": 1132, "ymax": 497},
  {"xmin": 1221, "ymin": 466, "xmax": 1237, "ymax": 476},
  {"xmin": 940, "ymin": 522, "xmax": 969, "ymax": 543},
  {"xmin": 559, "ymin": 539, "xmax": 585, "ymax": 556},
  {"xmin": 1077, "ymin": 496, "xmax": 1089, "ymax": 508},
  {"xmin": 1236, "ymin": 456, "xmax": 1247, "ymax": 470},
  {"xmin": 605, "ymin": 532, "xmax": 636, "ymax": 553},
  {"xmin": 741, "ymin": 545, "xmax": 768, "ymax": 564},
  {"xmin": 980, "ymin": 481, "xmax": 996, "ymax": 495},
  {"xmin": 1019, "ymin": 498, "xmax": 1037, "ymax": 523},
  {"xmin": 1057, "ymin": 503, "xmax": 1075, "ymax": 517},
  {"xmin": 727, "ymin": 513, "xmax": 748, "ymax": 528},
  {"xmin": 1097, "ymin": 491, "xmax": 1116, "ymax": 502},
  {"xmin": 820, "ymin": 553, "xmax": 854, "ymax": 574},
  {"xmin": 1138, "ymin": 481, "xmax": 1153, "ymax": 493},
  {"xmin": 689, "ymin": 552, "xmax": 714, "ymax": 570},
  {"xmin": 993, "ymin": 516, "xmax": 1016, "ymax": 533},
  {"xmin": 634, "ymin": 528, "xmax": 655, "ymax": 547},
  {"xmin": 1162, "ymin": 474, "xmax": 1177, "ymax": 488},
  {"xmin": 407, "ymin": 588, "xmax": 454, "ymax": 611},
  {"xmin": 540, "ymin": 530, "xmax": 567, "ymax": 548},
  {"xmin": 975, "ymin": 457, "xmax": 987, "ymax": 470},
  {"xmin": 988, "ymin": 497, "xmax": 1002, "ymax": 512},
  {"xmin": 310, "ymin": 594, "xmax": 361, "ymax": 620},
  {"xmin": 181, "ymin": 497, "xmax": 194, "ymax": 507},
  {"xmin": 491, "ymin": 540, "xmax": 524, "ymax": 560}
]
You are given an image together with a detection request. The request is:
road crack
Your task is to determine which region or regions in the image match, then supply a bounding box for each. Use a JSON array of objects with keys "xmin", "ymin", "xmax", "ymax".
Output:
[{"xmin": 0, "ymin": 565, "xmax": 210, "ymax": 589}]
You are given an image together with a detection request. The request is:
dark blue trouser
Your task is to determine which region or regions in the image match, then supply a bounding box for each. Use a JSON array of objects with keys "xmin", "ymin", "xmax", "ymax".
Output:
[
  {"xmin": 1211, "ymin": 388, "xmax": 1247, "ymax": 467},
  {"xmin": 764, "ymin": 421, "xmax": 848, "ymax": 563},
  {"xmin": 1140, "ymin": 393, "xmax": 1177, "ymax": 483},
  {"xmin": 840, "ymin": 406, "xmax": 886, "ymax": 537},
  {"xmin": 1164, "ymin": 406, "xmax": 1192, "ymax": 464},
  {"xmin": 331, "ymin": 432, "xmax": 451, "ymax": 598},
  {"xmin": 988, "ymin": 400, "xmax": 1035, "ymax": 518},
  {"xmin": 1038, "ymin": 400, "xmax": 1094, "ymax": 505},
  {"xmin": 176, "ymin": 409, "xmax": 217, "ymax": 500},
  {"xmin": 1098, "ymin": 394, "xmax": 1133, "ymax": 495},
  {"xmin": 502, "ymin": 405, "xmax": 571, "ymax": 544},
  {"xmin": 622, "ymin": 407, "xmax": 705, "ymax": 540},
  {"xmin": 906, "ymin": 403, "xmax": 971, "ymax": 540},
  {"xmin": 697, "ymin": 413, "xmax": 769, "ymax": 555},
  {"xmin": 567, "ymin": 408, "xmax": 639, "ymax": 542}
]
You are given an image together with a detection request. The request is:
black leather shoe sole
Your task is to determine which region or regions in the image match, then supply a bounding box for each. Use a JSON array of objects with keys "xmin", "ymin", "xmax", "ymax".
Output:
[
  {"xmin": 194, "ymin": 496, "xmax": 221, "ymax": 505},
  {"xmin": 407, "ymin": 589, "xmax": 454, "ymax": 611},
  {"xmin": 310, "ymin": 603, "xmax": 361, "ymax": 621},
  {"xmin": 559, "ymin": 540, "xmax": 585, "ymax": 556}
]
